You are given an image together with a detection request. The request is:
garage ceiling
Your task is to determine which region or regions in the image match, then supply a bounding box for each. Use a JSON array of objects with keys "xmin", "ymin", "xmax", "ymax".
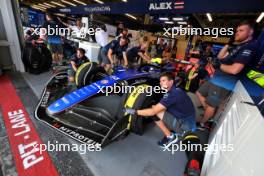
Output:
[
  {"xmin": 19, "ymin": 0, "xmax": 264, "ymax": 33},
  {"xmin": 20, "ymin": 0, "xmax": 121, "ymax": 5},
  {"xmin": 194, "ymin": 13, "xmax": 264, "ymax": 28}
]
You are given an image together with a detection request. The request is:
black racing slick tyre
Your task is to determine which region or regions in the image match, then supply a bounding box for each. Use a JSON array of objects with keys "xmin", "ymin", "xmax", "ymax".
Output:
[
  {"xmin": 75, "ymin": 62, "xmax": 107, "ymax": 88},
  {"xmin": 22, "ymin": 44, "xmax": 52, "ymax": 74},
  {"xmin": 124, "ymin": 84, "xmax": 156, "ymax": 135}
]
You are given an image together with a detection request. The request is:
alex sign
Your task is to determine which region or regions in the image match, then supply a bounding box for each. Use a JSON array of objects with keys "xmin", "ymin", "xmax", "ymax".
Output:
[
  {"xmin": 50, "ymin": 0, "xmax": 185, "ymax": 14},
  {"xmin": 49, "ymin": 0, "xmax": 263, "ymax": 14},
  {"xmin": 149, "ymin": 1, "xmax": 184, "ymax": 10}
]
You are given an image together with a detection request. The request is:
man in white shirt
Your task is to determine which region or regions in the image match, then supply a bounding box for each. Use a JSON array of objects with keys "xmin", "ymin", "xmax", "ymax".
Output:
[
  {"xmin": 95, "ymin": 25, "xmax": 108, "ymax": 47},
  {"xmin": 95, "ymin": 25, "xmax": 109, "ymax": 64}
]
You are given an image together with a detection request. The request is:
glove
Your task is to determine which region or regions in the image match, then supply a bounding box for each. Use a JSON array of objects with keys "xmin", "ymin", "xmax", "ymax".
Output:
[
  {"xmin": 212, "ymin": 58, "xmax": 221, "ymax": 69},
  {"xmin": 124, "ymin": 108, "xmax": 137, "ymax": 115},
  {"xmin": 228, "ymin": 35, "xmax": 235, "ymax": 45}
]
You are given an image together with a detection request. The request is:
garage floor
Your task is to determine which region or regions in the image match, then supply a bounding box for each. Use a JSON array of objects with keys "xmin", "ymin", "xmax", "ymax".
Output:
[{"xmin": 0, "ymin": 71, "xmax": 202, "ymax": 176}]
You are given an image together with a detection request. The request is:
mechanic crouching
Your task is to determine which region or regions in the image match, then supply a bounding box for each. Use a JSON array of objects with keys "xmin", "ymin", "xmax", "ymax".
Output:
[
  {"xmin": 196, "ymin": 21, "xmax": 258, "ymax": 124},
  {"xmin": 126, "ymin": 41, "xmax": 151, "ymax": 68},
  {"xmin": 125, "ymin": 72, "xmax": 196, "ymax": 148},
  {"xmin": 68, "ymin": 48, "xmax": 90, "ymax": 84}
]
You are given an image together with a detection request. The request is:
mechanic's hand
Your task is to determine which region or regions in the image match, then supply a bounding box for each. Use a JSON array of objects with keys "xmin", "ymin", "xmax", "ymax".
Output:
[
  {"xmin": 212, "ymin": 58, "xmax": 221, "ymax": 69},
  {"xmin": 124, "ymin": 108, "xmax": 137, "ymax": 115},
  {"xmin": 228, "ymin": 35, "xmax": 235, "ymax": 45}
]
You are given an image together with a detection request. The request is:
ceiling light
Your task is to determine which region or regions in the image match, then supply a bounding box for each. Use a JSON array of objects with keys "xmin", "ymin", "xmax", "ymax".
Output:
[
  {"xmin": 37, "ymin": 4, "xmax": 50, "ymax": 8},
  {"xmin": 51, "ymin": 1, "xmax": 66, "ymax": 7},
  {"xmin": 94, "ymin": 0, "xmax": 104, "ymax": 4},
  {"xmin": 72, "ymin": 0, "xmax": 87, "ymax": 5},
  {"xmin": 54, "ymin": 13, "xmax": 66, "ymax": 17},
  {"xmin": 122, "ymin": 0, "xmax": 127, "ymax": 2},
  {"xmin": 32, "ymin": 8, "xmax": 45, "ymax": 12},
  {"xmin": 173, "ymin": 17, "xmax": 184, "ymax": 21},
  {"xmin": 256, "ymin": 12, "xmax": 264, "ymax": 23},
  {"xmin": 159, "ymin": 17, "xmax": 169, "ymax": 21},
  {"xmin": 125, "ymin": 13, "xmax": 137, "ymax": 20},
  {"xmin": 31, "ymin": 5, "xmax": 46, "ymax": 11},
  {"xmin": 61, "ymin": 0, "xmax": 77, "ymax": 6},
  {"xmin": 165, "ymin": 21, "xmax": 174, "ymax": 24},
  {"xmin": 177, "ymin": 21, "xmax": 187, "ymax": 25},
  {"xmin": 43, "ymin": 2, "xmax": 56, "ymax": 8},
  {"xmin": 32, "ymin": 5, "xmax": 46, "ymax": 10},
  {"xmin": 206, "ymin": 13, "xmax": 212, "ymax": 22}
]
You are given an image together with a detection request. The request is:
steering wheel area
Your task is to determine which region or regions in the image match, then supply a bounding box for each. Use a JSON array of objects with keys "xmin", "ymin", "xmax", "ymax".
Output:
[{"xmin": 137, "ymin": 63, "xmax": 162, "ymax": 73}]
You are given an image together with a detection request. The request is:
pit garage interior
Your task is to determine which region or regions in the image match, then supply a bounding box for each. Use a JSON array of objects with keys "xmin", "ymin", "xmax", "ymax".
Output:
[{"xmin": 0, "ymin": 0, "xmax": 264, "ymax": 176}]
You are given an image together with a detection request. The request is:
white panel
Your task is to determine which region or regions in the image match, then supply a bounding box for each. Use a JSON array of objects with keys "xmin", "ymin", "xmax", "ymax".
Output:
[
  {"xmin": 201, "ymin": 81, "xmax": 264, "ymax": 176},
  {"xmin": 79, "ymin": 41, "xmax": 100, "ymax": 63},
  {"xmin": 105, "ymin": 24, "xmax": 117, "ymax": 37}
]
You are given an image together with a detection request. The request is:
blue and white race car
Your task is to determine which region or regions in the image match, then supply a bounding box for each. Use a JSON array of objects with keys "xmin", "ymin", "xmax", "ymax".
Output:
[{"xmin": 35, "ymin": 62, "xmax": 177, "ymax": 147}]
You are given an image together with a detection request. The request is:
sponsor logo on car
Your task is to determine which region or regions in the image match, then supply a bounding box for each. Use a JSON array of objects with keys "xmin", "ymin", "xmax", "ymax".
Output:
[
  {"xmin": 58, "ymin": 125, "xmax": 98, "ymax": 145},
  {"xmin": 41, "ymin": 91, "xmax": 50, "ymax": 107}
]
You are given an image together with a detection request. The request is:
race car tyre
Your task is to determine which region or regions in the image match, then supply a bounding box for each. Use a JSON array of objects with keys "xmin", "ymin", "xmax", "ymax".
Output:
[
  {"xmin": 75, "ymin": 62, "xmax": 107, "ymax": 88},
  {"xmin": 124, "ymin": 84, "xmax": 156, "ymax": 135},
  {"xmin": 22, "ymin": 43, "xmax": 52, "ymax": 74}
]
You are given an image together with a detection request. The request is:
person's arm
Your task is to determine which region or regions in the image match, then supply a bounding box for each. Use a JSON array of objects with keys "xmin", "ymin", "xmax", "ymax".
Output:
[
  {"xmin": 57, "ymin": 17, "xmax": 70, "ymax": 28},
  {"xmin": 138, "ymin": 52, "xmax": 151, "ymax": 62},
  {"xmin": 220, "ymin": 63, "xmax": 245, "ymax": 75},
  {"xmin": 189, "ymin": 73, "xmax": 198, "ymax": 80},
  {"xmin": 137, "ymin": 103, "xmax": 166, "ymax": 117},
  {"xmin": 107, "ymin": 49, "xmax": 114, "ymax": 64},
  {"xmin": 162, "ymin": 51, "xmax": 166, "ymax": 58},
  {"xmin": 123, "ymin": 51, "xmax": 128, "ymax": 66},
  {"xmin": 217, "ymin": 45, "xmax": 229, "ymax": 59},
  {"xmin": 70, "ymin": 61, "xmax": 78, "ymax": 72}
]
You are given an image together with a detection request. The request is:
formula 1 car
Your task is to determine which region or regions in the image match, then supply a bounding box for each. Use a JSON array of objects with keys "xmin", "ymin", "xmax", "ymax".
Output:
[{"xmin": 35, "ymin": 61, "xmax": 176, "ymax": 147}]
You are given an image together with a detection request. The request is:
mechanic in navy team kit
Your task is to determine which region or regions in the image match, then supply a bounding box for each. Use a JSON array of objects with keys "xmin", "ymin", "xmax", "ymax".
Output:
[
  {"xmin": 126, "ymin": 42, "xmax": 151, "ymax": 67},
  {"xmin": 125, "ymin": 72, "xmax": 196, "ymax": 147},
  {"xmin": 100, "ymin": 37, "xmax": 129, "ymax": 73},
  {"xmin": 68, "ymin": 48, "xmax": 90, "ymax": 83},
  {"xmin": 196, "ymin": 21, "xmax": 258, "ymax": 123}
]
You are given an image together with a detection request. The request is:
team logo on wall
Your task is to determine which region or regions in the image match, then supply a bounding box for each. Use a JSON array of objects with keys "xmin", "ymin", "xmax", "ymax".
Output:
[
  {"xmin": 149, "ymin": 1, "xmax": 185, "ymax": 10},
  {"xmin": 59, "ymin": 8, "xmax": 71, "ymax": 13}
]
